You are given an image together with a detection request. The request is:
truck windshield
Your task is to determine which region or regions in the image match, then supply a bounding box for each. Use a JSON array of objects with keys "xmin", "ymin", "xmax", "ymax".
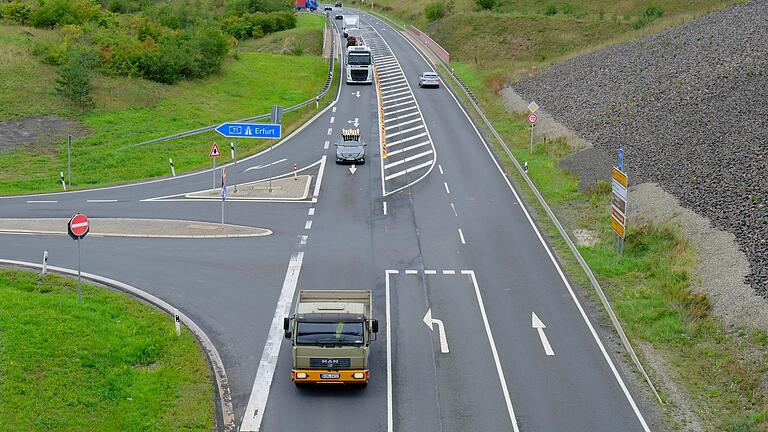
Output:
[
  {"xmin": 348, "ymin": 54, "xmax": 371, "ymax": 65},
  {"xmin": 296, "ymin": 321, "xmax": 364, "ymax": 345}
]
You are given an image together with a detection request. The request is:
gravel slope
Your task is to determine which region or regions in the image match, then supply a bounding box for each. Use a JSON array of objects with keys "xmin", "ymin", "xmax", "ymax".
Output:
[{"xmin": 512, "ymin": 0, "xmax": 768, "ymax": 296}]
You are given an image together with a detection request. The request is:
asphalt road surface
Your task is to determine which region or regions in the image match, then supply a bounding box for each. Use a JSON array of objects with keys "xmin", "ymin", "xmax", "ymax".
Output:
[{"xmin": 0, "ymin": 9, "xmax": 655, "ymax": 432}]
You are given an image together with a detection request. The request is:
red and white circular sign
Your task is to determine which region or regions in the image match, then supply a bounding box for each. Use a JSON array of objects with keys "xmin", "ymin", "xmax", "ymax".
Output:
[
  {"xmin": 527, "ymin": 113, "xmax": 539, "ymax": 124},
  {"xmin": 68, "ymin": 213, "xmax": 89, "ymax": 239}
]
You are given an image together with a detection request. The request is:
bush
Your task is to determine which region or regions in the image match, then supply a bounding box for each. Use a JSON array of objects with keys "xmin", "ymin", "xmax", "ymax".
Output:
[
  {"xmin": 475, "ymin": 0, "xmax": 494, "ymax": 10},
  {"xmin": 223, "ymin": 14, "xmax": 255, "ymax": 39},
  {"xmin": 424, "ymin": 1, "xmax": 445, "ymax": 21},
  {"xmin": 2, "ymin": 1, "xmax": 33, "ymax": 24},
  {"xmin": 30, "ymin": 0, "xmax": 104, "ymax": 28},
  {"xmin": 56, "ymin": 43, "xmax": 98, "ymax": 107},
  {"xmin": 544, "ymin": 3, "xmax": 557, "ymax": 16},
  {"xmin": 245, "ymin": 11, "xmax": 295, "ymax": 36},
  {"xmin": 633, "ymin": 4, "xmax": 663, "ymax": 29}
]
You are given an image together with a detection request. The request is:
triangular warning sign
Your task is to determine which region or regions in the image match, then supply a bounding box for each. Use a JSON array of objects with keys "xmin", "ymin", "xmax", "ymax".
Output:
[{"xmin": 209, "ymin": 142, "xmax": 221, "ymax": 157}]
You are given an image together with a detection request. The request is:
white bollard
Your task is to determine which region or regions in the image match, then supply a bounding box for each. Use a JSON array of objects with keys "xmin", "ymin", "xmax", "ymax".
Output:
[
  {"xmin": 294, "ymin": 164, "xmax": 298, "ymax": 180},
  {"xmin": 524, "ymin": 161, "xmax": 528, "ymax": 174},
  {"xmin": 42, "ymin": 251, "xmax": 48, "ymax": 275},
  {"xmin": 60, "ymin": 172, "xmax": 66, "ymax": 191},
  {"xmin": 174, "ymin": 308, "xmax": 181, "ymax": 337},
  {"xmin": 169, "ymin": 158, "xmax": 176, "ymax": 177},
  {"xmin": 315, "ymin": 96, "xmax": 320, "ymax": 109}
]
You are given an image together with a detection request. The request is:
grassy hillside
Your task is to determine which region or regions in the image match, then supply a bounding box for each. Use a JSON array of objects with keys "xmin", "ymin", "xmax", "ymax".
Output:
[
  {"xmin": 0, "ymin": 14, "xmax": 330, "ymax": 194},
  {"xmin": 0, "ymin": 270, "xmax": 213, "ymax": 431},
  {"xmin": 239, "ymin": 13, "xmax": 326, "ymax": 55}
]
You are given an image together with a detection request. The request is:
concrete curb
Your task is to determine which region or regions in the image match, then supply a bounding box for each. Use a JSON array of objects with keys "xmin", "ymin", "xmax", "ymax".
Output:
[
  {"xmin": 0, "ymin": 259, "xmax": 236, "ymax": 432},
  {"xmin": 0, "ymin": 230, "xmax": 272, "ymax": 238}
]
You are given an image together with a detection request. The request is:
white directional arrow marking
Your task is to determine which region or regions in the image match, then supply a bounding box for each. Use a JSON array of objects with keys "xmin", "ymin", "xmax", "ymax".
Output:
[
  {"xmin": 352, "ymin": 91, "xmax": 361, "ymax": 98},
  {"xmin": 532, "ymin": 312, "xmax": 554, "ymax": 356},
  {"xmin": 347, "ymin": 117, "xmax": 360, "ymax": 127},
  {"xmin": 423, "ymin": 308, "xmax": 449, "ymax": 353},
  {"xmin": 349, "ymin": 164, "xmax": 357, "ymax": 175}
]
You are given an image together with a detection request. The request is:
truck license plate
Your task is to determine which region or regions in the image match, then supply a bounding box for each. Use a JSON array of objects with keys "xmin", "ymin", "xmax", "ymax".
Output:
[{"xmin": 321, "ymin": 373, "xmax": 340, "ymax": 379}]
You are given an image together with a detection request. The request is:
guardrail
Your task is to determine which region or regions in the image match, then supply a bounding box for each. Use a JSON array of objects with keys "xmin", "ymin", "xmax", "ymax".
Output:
[
  {"xmin": 123, "ymin": 15, "xmax": 339, "ymax": 150},
  {"xmin": 369, "ymin": 8, "xmax": 664, "ymax": 404}
]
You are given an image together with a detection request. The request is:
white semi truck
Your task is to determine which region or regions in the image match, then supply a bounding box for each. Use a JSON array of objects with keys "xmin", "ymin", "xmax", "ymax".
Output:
[{"xmin": 346, "ymin": 45, "xmax": 373, "ymax": 84}]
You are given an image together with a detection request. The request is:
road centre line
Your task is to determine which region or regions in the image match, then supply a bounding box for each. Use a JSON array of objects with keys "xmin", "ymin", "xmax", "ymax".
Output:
[
  {"xmin": 442, "ymin": 270, "xmax": 456, "ymax": 275},
  {"xmin": 86, "ymin": 199, "xmax": 118, "ymax": 203},
  {"xmin": 460, "ymin": 271, "xmax": 521, "ymax": 430},
  {"xmin": 405, "ymin": 270, "xmax": 418, "ymax": 274},
  {"xmin": 438, "ymin": 164, "xmax": 444, "ymax": 174},
  {"xmin": 458, "ymin": 228, "xmax": 466, "ymax": 244},
  {"xmin": 324, "ymin": 140, "xmax": 330, "ymax": 149},
  {"xmin": 444, "ymin": 182, "xmax": 450, "ymax": 194},
  {"xmin": 385, "ymin": 118, "xmax": 422, "ymax": 130},
  {"xmin": 383, "ymin": 150, "xmax": 433, "ymax": 170},
  {"xmin": 384, "ymin": 160, "xmax": 433, "ymax": 181},
  {"xmin": 300, "ymin": 235, "xmax": 308, "ymax": 245},
  {"xmin": 327, "ymin": 128, "xmax": 332, "ymax": 135},
  {"xmin": 386, "ymin": 124, "xmax": 424, "ymax": 138},
  {"xmin": 424, "ymin": 270, "xmax": 437, "ymax": 275},
  {"xmin": 386, "ymin": 141, "xmax": 430, "ymax": 157},
  {"xmin": 451, "ymin": 203, "xmax": 458, "ymax": 217},
  {"xmin": 240, "ymin": 251, "xmax": 305, "ymax": 432},
  {"xmin": 305, "ymin": 220, "xmax": 312, "ymax": 230},
  {"xmin": 330, "ymin": 116, "xmax": 335, "ymax": 124},
  {"xmin": 308, "ymin": 208, "xmax": 315, "ymax": 216},
  {"xmin": 384, "ymin": 111, "xmax": 420, "ymax": 123},
  {"xmin": 26, "ymin": 200, "xmax": 58, "ymax": 203}
]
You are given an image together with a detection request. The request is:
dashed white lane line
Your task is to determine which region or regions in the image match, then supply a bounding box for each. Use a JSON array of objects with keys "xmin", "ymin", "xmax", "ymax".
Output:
[
  {"xmin": 327, "ymin": 128, "xmax": 332, "ymax": 135},
  {"xmin": 386, "ymin": 124, "xmax": 424, "ymax": 138},
  {"xmin": 384, "ymin": 111, "xmax": 420, "ymax": 123},
  {"xmin": 240, "ymin": 251, "xmax": 305, "ymax": 432},
  {"xmin": 308, "ymin": 208, "xmax": 315, "ymax": 216},
  {"xmin": 424, "ymin": 270, "xmax": 437, "ymax": 275},
  {"xmin": 438, "ymin": 164, "xmax": 444, "ymax": 175},
  {"xmin": 330, "ymin": 116, "xmax": 335, "ymax": 124},
  {"xmin": 87, "ymin": 199, "xmax": 118, "ymax": 203},
  {"xmin": 405, "ymin": 270, "xmax": 418, "ymax": 274},
  {"xmin": 304, "ymin": 220, "xmax": 312, "ymax": 230},
  {"xmin": 444, "ymin": 182, "xmax": 451, "ymax": 194},
  {"xmin": 384, "ymin": 160, "xmax": 433, "ymax": 181},
  {"xmin": 26, "ymin": 200, "xmax": 58, "ymax": 203},
  {"xmin": 458, "ymin": 228, "xmax": 466, "ymax": 244},
  {"xmin": 383, "ymin": 201, "xmax": 387, "ymax": 215},
  {"xmin": 324, "ymin": 140, "xmax": 330, "ymax": 150},
  {"xmin": 332, "ymin": 106, "xmax": 337, "ymax": 113},
  {"xmin": 300, "ymin": 235, "xmax": 308, "ymax": 245},
  {"xmin": 451, "ymin": 203, "xmax": 458, "ymax": 217},
  {"xmin": 383, "ymin": 150, "xmax": 433, "ymax": 170},
  {"xmin": 442, "ymin": 270, "xmax": 456, "ymax": 275},
  {"xmin": 384, "ymin": 118, "xmax": 422, "ymax": 130}
]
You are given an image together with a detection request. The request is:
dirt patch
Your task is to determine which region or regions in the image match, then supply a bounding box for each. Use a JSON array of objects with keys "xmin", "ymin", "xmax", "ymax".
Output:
[{"xmin": 0, "ymin": 116, "xmax": 90, "ymax": 154}]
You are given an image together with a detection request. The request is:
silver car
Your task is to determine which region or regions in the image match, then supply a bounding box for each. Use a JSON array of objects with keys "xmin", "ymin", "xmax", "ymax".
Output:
[
  {"xmin": 336, "ymin": 129, "xmax": 366, "ymax": 164},
  {"xmin": 418, "ymin": 71, "xmax": 440, "ymax": 88}
]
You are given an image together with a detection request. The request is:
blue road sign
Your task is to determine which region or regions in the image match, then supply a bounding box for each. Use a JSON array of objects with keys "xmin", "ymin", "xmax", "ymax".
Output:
[
  {"xmin": 215, "ymin": 122, "xmax": 282, "ymax": 139},
  {"xmin": 618, "ymin": 146, "xmax": 624, "ymax": 171}
]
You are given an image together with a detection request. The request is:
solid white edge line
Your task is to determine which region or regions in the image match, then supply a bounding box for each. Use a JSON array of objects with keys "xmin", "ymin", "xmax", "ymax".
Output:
[
  {"xmin": 463, "ymin": 270, "xmax": 521, "ymax": 431},
  {"xmin": 86, "ymin": 199, "xmax": 118, "ymax": 203},
  {"xmin": 458, "ymin": 228, "xmax": 466, "ymax": 244},
  {"xmin": 395, "ymin": 17, "xmax": 652, "ymax": 430},
  {"xmin": 0, "ymin": 259, "xmax": 235, "ymax": 431},
  {"xmin": 385, "ymin": 270, "xmax": 395, "ymax": 432},
  {"xmin": 26, "ymin": 200, "xmax": 58, "ymax": 203},
  {"xmin": 240, "ymin": 251, "xmax": 305, "ymax": 432}
]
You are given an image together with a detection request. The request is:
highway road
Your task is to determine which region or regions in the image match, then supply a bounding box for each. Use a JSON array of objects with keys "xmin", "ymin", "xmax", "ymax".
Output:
[{"xmin": 0, "ymin": 9, "xmax": 656, "ymax": 432}]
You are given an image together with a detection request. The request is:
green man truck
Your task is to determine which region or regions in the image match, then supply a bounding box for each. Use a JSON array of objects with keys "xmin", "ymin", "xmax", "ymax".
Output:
[{"xmin": 283, "ymin": 290, "xmax": 378, "ymax": 384}]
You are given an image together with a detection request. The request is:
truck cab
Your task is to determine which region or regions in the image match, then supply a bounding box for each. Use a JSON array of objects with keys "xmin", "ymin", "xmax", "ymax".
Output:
[
  {"xmin": 346, "ymin": 45, "xmax": 373, "ymax": 84},
  {"xmin": 284, "ymin": 290, "xmax": 378, "ymax": 385}
]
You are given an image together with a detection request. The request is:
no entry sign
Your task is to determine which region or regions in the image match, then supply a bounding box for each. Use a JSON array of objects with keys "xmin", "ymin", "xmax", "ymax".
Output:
[
  {"xmin": 527, "ymin": 113, "xmax": 539, "ymax": 124},
  {"xmin": 68, "ymin": 213, "xmax": 89, "ymax": 239}
]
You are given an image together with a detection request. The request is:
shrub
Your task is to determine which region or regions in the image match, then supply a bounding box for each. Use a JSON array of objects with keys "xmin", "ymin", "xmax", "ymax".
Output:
[
  {"xmin": 633, "ymin": 5, "xmax": 663, "ymax": 29},
  {"xmin": 32, "ymin": 38, "xmax": 67, "ymax": 65},
  {"xmin": 544, "ymin": 3, "xmax": 557, "ymax": 16},
  {"xmin": 223, "ymin": 14, "xmax": 255, "ymax": 39},
  {"xmin": 424, "ymin": 1, "xmax": 445, "ymax": 21},
  {"xmin": 2, "ymin": 1, "xmax": 33, "ymax": 24},
  {"xmin": 56, "ymin": 43, "xmax": 98, "ymax": 107},
  {"xmin": 30, "ymin": 0, "xmax": 104, "ymax": 28},
  {"xmin": 475, "ymin": 0, "xmax": 494, "ymax": 10}
]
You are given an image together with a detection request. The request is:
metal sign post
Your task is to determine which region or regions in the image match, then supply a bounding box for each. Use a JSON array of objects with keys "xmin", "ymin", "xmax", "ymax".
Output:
[
  {"xmin": 67, "ymin": 213, "xmax": 90, "ymax": 304},
  {"xmin": 231, "ymin": 141, "xmax": 238, "ymax": 193},
  {"xmin": 269, "ymin": 105, "xmax": 284, "ymax": 193},
  {"xmin": 209, "ymin": 142, "xmax": 221, "ymax": 190},
  {"xmin": 527, "ymin": 113, "xmax": 538, "ymax": 153},
  {"xmin": 221, "ymin": 167, "xmax": 227, "ymax": 226}
]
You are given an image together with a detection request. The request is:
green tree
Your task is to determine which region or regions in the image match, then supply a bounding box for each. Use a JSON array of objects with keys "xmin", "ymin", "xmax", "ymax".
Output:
[
  {"xmin": 424, "ymin": 1, "xmax": 445, "ymax": 21},
  {"xmin": 55, "ymin": 44, "xmax": 97, "ymax": 108}
]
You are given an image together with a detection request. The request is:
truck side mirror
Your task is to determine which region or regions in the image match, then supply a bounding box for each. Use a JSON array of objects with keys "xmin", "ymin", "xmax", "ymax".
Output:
[
  {"xmin": 283, "ymin": 317, "xmax": 290, "ymax": 331},
  {"xmin": 371, "ymin": 319, "xmax": 379, "ymax": 333}
]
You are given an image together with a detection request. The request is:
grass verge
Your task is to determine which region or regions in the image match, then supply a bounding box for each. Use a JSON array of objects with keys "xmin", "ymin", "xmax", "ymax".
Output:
[
  {"xmin": 436, "ymin": 56, "xmax": 768, "ymax": 431},
  {"xmin": 0, "ymin": 269, "xmax": 214, "ymax": 431},
  {"xmin": 0, "ymin": 14, "xmax": 332, "ymax": 195},
  {"xmin": 238, "ymin": 13, "xmax": 326, "ymax": 56}
]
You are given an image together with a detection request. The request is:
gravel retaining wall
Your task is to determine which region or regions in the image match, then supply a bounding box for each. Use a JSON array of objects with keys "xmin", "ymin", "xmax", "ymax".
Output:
[{"xmin": 512, "ymin": 0, "xmax": 768, "ymax": 296}]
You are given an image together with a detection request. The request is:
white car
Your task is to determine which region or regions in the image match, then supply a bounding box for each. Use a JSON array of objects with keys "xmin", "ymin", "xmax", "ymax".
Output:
[{"xmin": 418, "ymin": 71, "xmax": 440, "ymax": 88}]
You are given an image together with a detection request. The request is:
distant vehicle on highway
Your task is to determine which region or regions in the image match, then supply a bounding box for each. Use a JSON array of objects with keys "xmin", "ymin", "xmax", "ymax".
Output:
[
  {"xmin": 294, "ymin": 0, "xmax": 318, "ymax": 11},
  {"xmin": 335, "ymin": 14, "xmax": 343, "ymax": 19},
  {"xmin": 335, "ymin": 129, "xmax": 366, "ymax": 164},
  {"xmin": 323, "ymin": 6, "xmax": 332, "ymax": 11},
  {"xmin": 343, "ymin": 15, "xmax": 359, "ymax": 32},
  {"xmin": 418, "ymin": 71, "xmax": 440, "ymax": 88},
  {"xmin": 335, "ymin": 1, "xmax": 342, "ymax": 6}
]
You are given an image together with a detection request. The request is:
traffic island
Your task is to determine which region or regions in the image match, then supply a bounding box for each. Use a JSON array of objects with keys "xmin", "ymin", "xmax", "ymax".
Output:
[
  {"xmin": 0, "ymin": 269, "xmax": 214, "ymax": 431},
  {"xmin": 0, "ymin": 218, "xmax": 272, "ymax": 238},
  {"xmin": 185, "ymin": 174, "xmax": 312, "ymax": 201}
]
